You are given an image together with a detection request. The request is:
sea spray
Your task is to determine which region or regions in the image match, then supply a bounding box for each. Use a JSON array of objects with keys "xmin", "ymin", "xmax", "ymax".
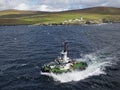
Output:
[{"xmin": 41, "ymin": 52, "xmax": 112, "ymax": 83}]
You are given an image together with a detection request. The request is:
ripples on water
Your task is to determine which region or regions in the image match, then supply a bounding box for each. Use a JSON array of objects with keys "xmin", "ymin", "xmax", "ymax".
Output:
[{"xmin": 0, "ymin": 23, "xmax": 120, "ymax": 90}]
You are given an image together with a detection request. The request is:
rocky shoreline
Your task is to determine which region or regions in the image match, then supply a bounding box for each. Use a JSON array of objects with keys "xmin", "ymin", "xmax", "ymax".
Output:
[{"xmin": 0, "ymin": 21, "xmax": 119, "ymax": 26}]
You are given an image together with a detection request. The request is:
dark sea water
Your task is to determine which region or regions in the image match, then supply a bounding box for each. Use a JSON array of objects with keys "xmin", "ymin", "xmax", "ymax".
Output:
[{"xmin": 0, "ymin": 23, "xmax": 120, "ymax": 90}]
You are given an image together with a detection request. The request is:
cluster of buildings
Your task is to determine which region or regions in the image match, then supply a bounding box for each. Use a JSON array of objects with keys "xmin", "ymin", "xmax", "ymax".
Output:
[{"xmin": 63, "ymin": 17, "xmax": 84, "ymax": 24}]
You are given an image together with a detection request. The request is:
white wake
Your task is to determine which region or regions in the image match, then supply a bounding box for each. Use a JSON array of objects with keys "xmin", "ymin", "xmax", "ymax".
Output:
[{"xmin": 41, "ymin": 52, "xmax": 113, "ymax": 83}]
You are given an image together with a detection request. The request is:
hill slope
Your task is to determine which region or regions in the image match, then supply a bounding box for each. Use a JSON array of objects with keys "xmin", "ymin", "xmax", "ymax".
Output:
[
  {"xmin": 64, "ymin": 7, "xmax": 120, "ymax": 15},
  {"xmin": 0, "ymin": 7, "xmax": 120, "ymax": 25}
]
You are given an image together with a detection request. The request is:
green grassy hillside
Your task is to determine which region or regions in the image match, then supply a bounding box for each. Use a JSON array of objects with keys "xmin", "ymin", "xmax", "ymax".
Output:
[{"xmin": 0, "ymin": 7, "xmax": 120, "ymax": 25}]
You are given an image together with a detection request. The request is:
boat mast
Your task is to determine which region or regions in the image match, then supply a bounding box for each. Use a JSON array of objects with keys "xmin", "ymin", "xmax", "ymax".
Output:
[
  {"xmin": 64, "ymin": 42, "xmax": 68, "ymax": 52},
  {"xmin": 61, "ymin": 42, "xmax": 69, "ymax": 62}
]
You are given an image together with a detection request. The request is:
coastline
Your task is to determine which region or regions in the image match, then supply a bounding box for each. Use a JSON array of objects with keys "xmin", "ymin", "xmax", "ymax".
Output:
[
  {"xmin": 0, "ymin": 22, "xmax": 119, "ymax": 26},
  {"xmin": 0, "ymin": 7, "xmax": 119, "ymax": 27}
]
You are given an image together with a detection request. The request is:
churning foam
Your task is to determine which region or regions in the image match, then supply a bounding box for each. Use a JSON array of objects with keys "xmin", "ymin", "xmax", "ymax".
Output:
[{"xmin": 41, "ymin": 52, "xmax": 113, "ymax": 83}]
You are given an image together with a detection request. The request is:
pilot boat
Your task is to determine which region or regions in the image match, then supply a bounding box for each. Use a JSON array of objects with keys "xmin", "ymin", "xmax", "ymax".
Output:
[{"xmin": 41, "ymin": 42, "xmax": 88, "ymax": 73}]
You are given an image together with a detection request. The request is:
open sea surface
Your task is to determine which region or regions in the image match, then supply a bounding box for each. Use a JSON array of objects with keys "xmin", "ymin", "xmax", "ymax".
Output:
[{"xmin": 0, "ymin": 23, "xmax": 120, "ymax": 90}]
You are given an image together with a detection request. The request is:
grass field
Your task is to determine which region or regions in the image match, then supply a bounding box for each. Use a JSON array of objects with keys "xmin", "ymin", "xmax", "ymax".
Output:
[{"xmin": 0, "ymin": 7, "xmax": 120, "ymax": 25}]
